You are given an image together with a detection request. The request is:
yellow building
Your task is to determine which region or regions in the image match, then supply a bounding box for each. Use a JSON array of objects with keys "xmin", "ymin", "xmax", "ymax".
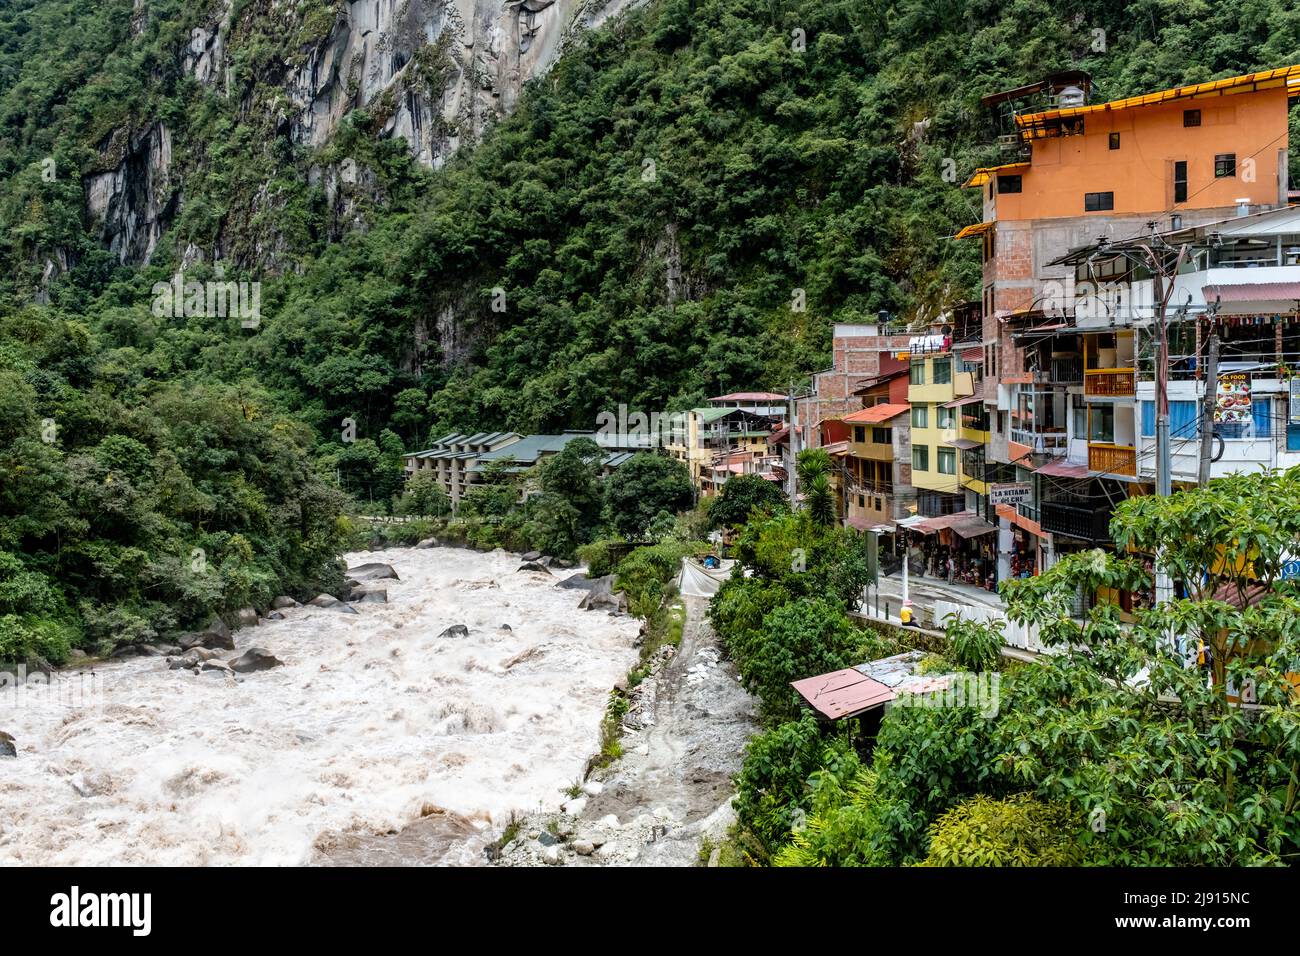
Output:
[{"xmin": 907, "ymin": 346, "xmax": 979, "ymax": 515}]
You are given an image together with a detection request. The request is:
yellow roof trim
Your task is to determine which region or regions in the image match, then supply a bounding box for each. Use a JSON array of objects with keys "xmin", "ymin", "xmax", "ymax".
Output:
[
  {"xmin": 962, "ymin": 163, "xmax": 1030, "ymax": 189},
  {"xmin": 1016, "ymin": 64, "xmax": 1300, "ymax": 128},
  {"xmin": 954, "ymin": 221, "xmax": 995, "ymax": 241}
]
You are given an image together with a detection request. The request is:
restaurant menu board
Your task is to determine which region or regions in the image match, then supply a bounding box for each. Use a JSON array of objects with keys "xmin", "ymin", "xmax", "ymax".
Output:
[{"xmin": 1215, "ymin": 373, "xmax": 1252, "ymax": 427}]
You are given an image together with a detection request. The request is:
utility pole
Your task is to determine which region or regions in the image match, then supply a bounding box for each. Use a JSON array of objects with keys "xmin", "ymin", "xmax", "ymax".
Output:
[
  {"xmin": 1198, "ymin": 320, "xmax": 1220, "ymax": 486},
  {"xmin": 787, "ymin": 382, "xmax": 802, "ymax": 508}
]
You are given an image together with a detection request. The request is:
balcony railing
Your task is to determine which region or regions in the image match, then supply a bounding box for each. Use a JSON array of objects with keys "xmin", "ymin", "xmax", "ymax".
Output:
[
  {"xmin": 1088, "ymin": 443, "xmax": 1137, "ymax": 477},
  {"xmin": 1049, "ymin": 357, "xmax": 1083, "ymax": 384},
  {"xmin": 1010, "ymin": 428, "xmax": 1069, "ymax": 453},
  {"xmin": 1041, "ymin": 501, "xmax": 1112, "ymax": 542},
  {"xmin": 1084, "ymin": 369, "xmax": 1136, "ymax": 397}
]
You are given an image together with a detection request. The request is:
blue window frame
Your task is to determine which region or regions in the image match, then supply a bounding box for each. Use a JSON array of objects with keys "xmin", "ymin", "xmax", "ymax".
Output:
[{"xmin": 1252, "ymin": 398, "xmax": 1271, "ymax": 438}]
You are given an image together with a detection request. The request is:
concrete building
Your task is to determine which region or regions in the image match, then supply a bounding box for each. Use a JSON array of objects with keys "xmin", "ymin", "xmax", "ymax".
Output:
[{"xmin": 956, "ymin": 65, "xmax": 1300, "ymax": 583}]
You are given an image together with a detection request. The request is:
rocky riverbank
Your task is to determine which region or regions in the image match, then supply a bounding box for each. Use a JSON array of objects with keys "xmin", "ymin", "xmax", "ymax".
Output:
[{"xmin": 492, "ymin": 595, "xmax": 757, "ymax": 867}]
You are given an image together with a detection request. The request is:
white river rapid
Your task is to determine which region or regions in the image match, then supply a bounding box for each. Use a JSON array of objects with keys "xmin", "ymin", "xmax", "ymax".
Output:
[{"xmin": 0, "ymin": 547, "xmax": 640, "ymax": 865}]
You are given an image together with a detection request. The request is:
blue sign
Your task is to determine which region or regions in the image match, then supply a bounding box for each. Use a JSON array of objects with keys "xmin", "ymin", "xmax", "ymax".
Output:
[{"xmin": 1281, "ymin": 560, "xmax": 1300, "ymax": 581}]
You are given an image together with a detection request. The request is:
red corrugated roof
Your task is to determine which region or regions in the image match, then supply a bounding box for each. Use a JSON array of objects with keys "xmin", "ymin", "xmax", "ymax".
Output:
[
  {"xmin": 791, "ymin": 668, "xmax": 896, "ymax": 720},
  {"xmin": 843, "ymin": 403, "xmax": 910, "ymax": 424}
]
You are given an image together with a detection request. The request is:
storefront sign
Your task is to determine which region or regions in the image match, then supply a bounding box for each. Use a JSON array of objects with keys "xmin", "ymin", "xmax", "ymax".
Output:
[
  {"xmin": 989, "ymin": 483, "xmax": 1031, "ymax": 506},
  {"xmin": 1289, "ymin": 378, "xmax": 1300, "ymax": 424},
  {"xmin": 1214, "ymin": 372, "xmax": 1252, "ymax": 428}
]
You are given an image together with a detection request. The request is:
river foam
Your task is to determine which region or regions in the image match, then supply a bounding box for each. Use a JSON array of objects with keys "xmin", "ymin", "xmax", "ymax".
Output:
[{"xmin": 0, "ymin": 547, "xmax": 638, "ymax": 865}]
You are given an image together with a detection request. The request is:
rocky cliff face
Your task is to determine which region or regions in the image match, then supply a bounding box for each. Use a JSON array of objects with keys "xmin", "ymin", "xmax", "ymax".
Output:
[
  {"xmin": 288, "ymin": 0, "xmax": 643, "ymax": 168},
  {"xmin": 84, "ymin": 123, "xmax": 178, "ymax": 265},
  {"xmin": 87, "ymin": 0, "xmax": 644, "ymax": 266}
]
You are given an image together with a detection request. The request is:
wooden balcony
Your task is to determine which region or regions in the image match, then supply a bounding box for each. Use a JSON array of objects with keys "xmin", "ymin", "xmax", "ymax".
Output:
[
  {"xmin": 1088, "ymin": 443, "xmax": 1137, "ymax": 477},
  {"xmin": 1084, "ymin": 368, "xmax": 1136, "ymax": 397}
]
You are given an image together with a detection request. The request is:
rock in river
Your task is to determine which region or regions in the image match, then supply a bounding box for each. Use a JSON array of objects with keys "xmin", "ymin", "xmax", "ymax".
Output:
[
  {"xmin": 0, "ymin": 731, "xmax": 15, "ymax": 758},
  {"xmin": 228, "ymin": 648, "xmax": 283, "ymax": 674},
  {"xmin": 308, "ymin": 594, "xmax": 359, "ymax": 614},
  {"xmin": 347, "ymin": 562, "xmax": 400, "ymax": 582},
  {"xmin": 438, "ymin": 624, "xmax": 469, "ymax": 639}
]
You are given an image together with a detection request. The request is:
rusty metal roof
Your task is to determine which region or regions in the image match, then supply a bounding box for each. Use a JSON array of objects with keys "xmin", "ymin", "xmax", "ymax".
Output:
[
  {"xmin": 843, "ymin": 403, "xmax": 910, "ymax": 424},
  {"xmin": 791, "ymin": 668, "xmax": 896, "ymax": 720}
]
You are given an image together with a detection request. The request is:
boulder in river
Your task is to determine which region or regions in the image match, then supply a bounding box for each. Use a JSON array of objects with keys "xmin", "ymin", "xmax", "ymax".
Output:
[
  {"xmin": 517, "ymin": 561, "xmax": 552, "ymax": 575},
  {"xmin": 228, "ymin": 647, "xmax": 283, "ymax": 674},
  {"xmin": 197, "ymin": 659, "xmax": 234, "ymax": 677},
  {"xmin": 0, "ymin": 731, "xmax": 15, "ymax": 758},
  {"xmin": 179, "ymin": 614, "xmax": 234, "ymax": 651},
  {"xmin": 347, "ymin": 562, "xmax": 400, "ymax": 581},
  {"xmin": 521, "ymin": 551, "xmax": 542, "ymax": 562},
  {"xmin": 270, "ymin": 595, "xmax": 299, "ymax": 610},
  {"xmin": 357, "ymin": 590, "xmax": 387, "ymax": 604},
  {"xmin": 438, "ymin": 624, "xmax": 469, "ymax": 639},
  {"xmin": 233, "ymin": 606, "xmax": 259, "ymax": 628},
  {"xmin": 346, "ymin": 583, "xmax": 388, "ymax": 602},
  {"xmin": 416, "ymin": 537, "xmax": 439, "ymax": 549},
  {"xmin": 308, "ymin": 594, "xmax": 359, "ymax": 614},
  {"xmin": 168, "ymin": 647, "xmax": 219, "ymax": 670},
  {"xmin": 578, "ymin": 576, "xmax": 628, "ymax": 613},
  {"xmin": 556, "ymin": 572, "xmax": 599, "ymax": 591},
  {"xmin": 266, "ymin": 611, "xmax": 285, "ymax": 621}
]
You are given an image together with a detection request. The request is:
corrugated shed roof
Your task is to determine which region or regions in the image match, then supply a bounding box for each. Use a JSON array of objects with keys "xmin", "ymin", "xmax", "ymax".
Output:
[{"xmin": 843, "ymin": 403, "xmax": 909, "ymax": 424}]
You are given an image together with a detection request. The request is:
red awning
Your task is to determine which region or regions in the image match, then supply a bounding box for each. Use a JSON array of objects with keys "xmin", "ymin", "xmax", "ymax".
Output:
[
  {"xmin": 961, "ymin": 346, "xmax": 985, "ymax": 363},
  {"xmin": 843, "ymin": 403, "xmax": 910, "ymax": 424},
  {"xmin": 791, "ymin": 668, "xmax": 896, "ymax": 720},
  {"xmin": 1034, "ymin": 459, "xmax": 1091, "ymax": 479},
  {"xmin": 1203, "ymin": 282, "xmax": 1300, "ymax": 303},
  {"xmin": 943, "ymin": 395, "xmax": 985, "ymax": 409}
]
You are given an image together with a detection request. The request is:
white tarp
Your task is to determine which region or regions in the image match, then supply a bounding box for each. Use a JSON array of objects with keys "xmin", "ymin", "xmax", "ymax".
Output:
[{"xmin": 677, "ymin": 558, "xmax": 734, "ymax": 597}]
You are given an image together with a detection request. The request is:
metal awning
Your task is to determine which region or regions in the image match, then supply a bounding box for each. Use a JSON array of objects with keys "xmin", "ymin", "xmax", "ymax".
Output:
[
  {"xmin": 951, "ymin": 517, "xmax": 997, "ymax": 538},
  {"xmin": 894, "ymin": 514, "xmax": 937, "ymax": 533},
  {"xmin": 942, "ymin": 395, "xmax": 985, "ymax": 409},
  {"xmin": 1203, "ymin": 282, "xmax": 1300, "ymax": 303},
  {"xmin": 945, "ymin": 438, "xmax": 983, "ymax": 450},
  {"xmin": 954, "ymin": 221, "xmax": 994, "ymax": 241},
  {"xmin": 962, "ymin": 163, "xmax": 1030, "ymax": 188},
  {"xmin": 1034, "ymin": 459, "xmax": 1091, "ymax": 479},
  {"xmin": 791, "ymin": 668, "xmax": 896, "ymax": 721}
]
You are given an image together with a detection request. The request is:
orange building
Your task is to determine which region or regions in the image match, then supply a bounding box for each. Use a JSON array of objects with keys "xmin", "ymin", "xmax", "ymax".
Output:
[{"xmin": 956, "ymin": 66, "xmax": 1300, "ymax": 581}]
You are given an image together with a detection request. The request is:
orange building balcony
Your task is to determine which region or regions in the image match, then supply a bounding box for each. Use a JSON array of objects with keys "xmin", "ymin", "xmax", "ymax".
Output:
[
  {"xmin": 1084, "ymin": 368, "xmax": 1136, "ymax": 397},
  {"xmin": 1088, "ymin": 443, "xmax": 1137, "ymax": 477}
]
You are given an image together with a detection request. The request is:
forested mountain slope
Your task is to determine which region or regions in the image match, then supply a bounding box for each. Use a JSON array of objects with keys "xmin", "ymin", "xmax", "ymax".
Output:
[{"xmin": 1, "ymin": 0, "xmax": 1298, "ymax": 659}]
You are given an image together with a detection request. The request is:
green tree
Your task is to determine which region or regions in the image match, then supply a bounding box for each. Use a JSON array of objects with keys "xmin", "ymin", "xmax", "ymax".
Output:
[
  {"xmin": 603, "ymin": 453, "xmax": 694, "ymax": 539},
  {"xmin": 708, "ymin": 473, "xmax": 786, "ymax": 529},
  {"xmin": 396, "ymin": 471, "xmax": 450, "ymax": 518}
]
